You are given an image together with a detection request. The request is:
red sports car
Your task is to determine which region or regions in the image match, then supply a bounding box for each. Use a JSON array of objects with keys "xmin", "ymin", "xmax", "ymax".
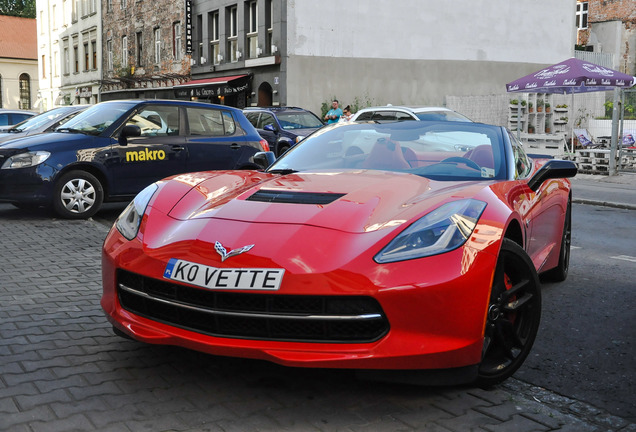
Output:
[{"xmin": 102, "ymin": 120, "xmax": 576, "ymax": 385}]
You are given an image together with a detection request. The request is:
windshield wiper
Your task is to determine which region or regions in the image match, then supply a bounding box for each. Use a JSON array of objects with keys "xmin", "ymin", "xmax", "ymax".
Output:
[
  {"xmin": 268, "ymin": 169, "xmax": 299, "ymax": 175},
  {"xmin": 8, "ymin": 128, "xmax": 23, "ymax": 133}
]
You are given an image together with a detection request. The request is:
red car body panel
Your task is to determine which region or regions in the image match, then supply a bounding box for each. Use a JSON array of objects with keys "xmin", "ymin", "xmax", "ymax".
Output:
[{"xmin": 101, "ymin": 165, "xmax": 571, "ymax": 371}]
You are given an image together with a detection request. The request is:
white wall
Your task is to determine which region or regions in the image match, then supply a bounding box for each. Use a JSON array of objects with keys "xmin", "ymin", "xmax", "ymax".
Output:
[
  {"xmin": 284, "ymin": 0, "xmax": 577, "ymax": 116},
  {"xmin": 287, "ymin": 0, "xmax": 576, "ymax": 64}
]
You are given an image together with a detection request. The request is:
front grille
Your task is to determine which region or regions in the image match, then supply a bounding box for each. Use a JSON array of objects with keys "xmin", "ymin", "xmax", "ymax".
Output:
[
  {"xmin": 117, "ymin": 270, "xmax": 389, "ymax": 343},
  {"xmin": 247, "ymin": 190, "xmax": 345, "ymax": 205}
]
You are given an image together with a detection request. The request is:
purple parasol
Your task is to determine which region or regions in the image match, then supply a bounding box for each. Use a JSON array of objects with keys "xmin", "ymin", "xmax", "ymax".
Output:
[{"xmin": 506, "ymin": 57, "xmax": 636, "ymax": 94}]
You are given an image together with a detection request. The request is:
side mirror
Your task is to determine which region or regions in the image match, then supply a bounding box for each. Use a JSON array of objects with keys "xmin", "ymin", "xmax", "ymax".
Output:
[
  {"xmin": 118, "ymin": 124, "xmax": 141, "ymax": 146},
  {"xmin": 528, "ymin": 159, "xmax": 577, "ymax": 192},
  {"xmin": 253, "ymin": 151, "xmax": 276, "ymax": 169},
  {"xmin": 263, "ymin": 124, "xmax": 277, "ymax": 133}
]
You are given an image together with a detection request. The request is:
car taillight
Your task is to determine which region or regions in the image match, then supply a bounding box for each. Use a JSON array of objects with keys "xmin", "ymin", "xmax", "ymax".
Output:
[{"xmin": 259, "ymin": 139, "xmax": 270, "ymax": 152}]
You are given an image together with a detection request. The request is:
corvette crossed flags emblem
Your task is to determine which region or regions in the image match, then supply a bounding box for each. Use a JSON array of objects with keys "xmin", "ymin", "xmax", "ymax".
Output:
[{"xmin": 214, "ymin": 241, "xmax": 254, "ymax": 262}]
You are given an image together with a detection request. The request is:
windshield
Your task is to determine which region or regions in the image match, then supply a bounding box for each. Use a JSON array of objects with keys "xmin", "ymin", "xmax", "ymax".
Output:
[
  {"xmin": 9, "ymin": 107, "xmax": 79, "ymax": 132},
  {"xmin": 268, "ymin": 121, "xmax": 506, "ymax": 181},
  {"xmin": 277, "ymin": 112, "xmax": 323, "ymax": 129},
  {"xmin": 415, "ymin": 110, "xmax": 472, "ymax": 122},
  {"xmin": 56, "ymin": 102, "xmax": 135, "ymax": 135}
]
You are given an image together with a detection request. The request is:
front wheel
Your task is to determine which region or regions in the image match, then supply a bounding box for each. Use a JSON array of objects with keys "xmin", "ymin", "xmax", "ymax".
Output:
[
  {"xmin": 52, "ymin": 170, "xmax": 104, "ymax": 219},
  {"xmin": 477, "ymin": 238, "xmax": 541, "ymax": 386}
]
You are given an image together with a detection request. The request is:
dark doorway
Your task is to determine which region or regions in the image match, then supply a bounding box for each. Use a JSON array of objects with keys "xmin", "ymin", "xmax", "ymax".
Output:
[{"xmin": 258, "ymin": 82, "xmax": 273, "ymax": 106}]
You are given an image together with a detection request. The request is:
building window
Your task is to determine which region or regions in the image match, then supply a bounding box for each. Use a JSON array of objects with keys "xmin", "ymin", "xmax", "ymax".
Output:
[
  {"xmin": 91, "ymin": 40, "xmax": 97, "ymax": 69},
  {"xmin": 73, "ymin": 43, "xmax": 79, "ymax": 73},
  {"xmin": 42, "ymin": 55, "xmax": 46, "ymax": 78},
  {"xmin": 63, "ymin": 39, "xmax": 69, "ymax": 74},
  {"xmin": 19, "ymin": 74, "xmax": 31, "ymax": 110},
  {"xmin": 247, "ymin": 1, "xmax": 258, "ymax": 58},
  {"xmin": 62, "ymin": 0, "xmax": 68, "ymax": 26},
  {"xmin": 136, "ymin": 32, "xmax": 143, "ymax": 66},
  {"xmin": 576, "ymin": 2, "xmax": 588, "ymax": 30},
  {"xmin": 121, "ymin": 0, "xmax": 127, "ymax": 9},
  {"xmin": 51, "ymin": 4, "xmax": 56, "ymax": 30},
  {"xmin": 84, "ymin": 41, "xmax": 89, "ymax": 71},
  {"xmin": 154, "ymin": 28, "xmax": 161, "ymax": 64},
  {"xmin": 173, "ymin": 22, "xmax": 182, "ymax": 61},
  {"xmin": 209, "ymin": 10, "xmax": 219, "ymax": 64},
  {"xmin": 106, "ymin": 0, "xmax": 112, "ymax": 12},
  {"xmin": 195, "ymin": 14, "xmax": 203, "ymax": 64},
  {"xmin": 107, "ymin": 39, "xmax": 113, "ymax": 70},
  {"xmin": 122, "ymin": 36, "xmax": 128, "ymax": 68},
  {"xmin": 72, "ymin": 0, "xmax": 78, "ymax": 22},
  {"xmin": 227, "ymin": 5, "xmax": 238, "ymax": 62}
]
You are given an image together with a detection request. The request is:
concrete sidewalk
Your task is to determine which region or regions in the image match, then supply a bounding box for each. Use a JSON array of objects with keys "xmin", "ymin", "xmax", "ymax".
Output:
[{"xmin": 571, "ymin": 171, "xmax": 636, "ymax": 210}]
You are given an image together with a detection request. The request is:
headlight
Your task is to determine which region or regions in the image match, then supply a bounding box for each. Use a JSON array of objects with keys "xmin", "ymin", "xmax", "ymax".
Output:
[
  {"xmin": 375, "ymin": 199, "xmax": 487, "ymax": 263},
  {"xmin": 1, "ymin": 151, "xmax": 51, "ymax": 169},
  {"xmin": 115, "ymin": 183, "xmax": 158, "ymax": 240}
]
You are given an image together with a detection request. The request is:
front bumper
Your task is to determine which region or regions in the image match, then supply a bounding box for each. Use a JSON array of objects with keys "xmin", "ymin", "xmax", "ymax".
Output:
[
  {"xmin": 101, "ymin": 217, "xmax": 499, "ymax": 373},
  {"xmin": 0, "ymin": 163, "xmax": 57, "ymax": 204}
]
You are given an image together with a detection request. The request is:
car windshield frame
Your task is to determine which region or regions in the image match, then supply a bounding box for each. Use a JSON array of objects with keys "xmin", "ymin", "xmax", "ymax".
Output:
[
  {"xmin": 267, "ymin": 121, "xmax": 508, "ymax": 182},
  {"xmin": 55, "ymin": 101, "xmax": 137, "ymax": 136}
]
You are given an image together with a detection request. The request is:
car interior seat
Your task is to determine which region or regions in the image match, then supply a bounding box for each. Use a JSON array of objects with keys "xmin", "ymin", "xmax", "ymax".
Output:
[
  {"xmin": 465, "ymin": 144, "xmax": 494, "ymax": 169},
  {"xmin": 361, "ymin": 138, "xmax": 410, "ymax": 170},
  {"xmin": 167, "ymin": 113, "xmax": 179, "ymax": 136}
]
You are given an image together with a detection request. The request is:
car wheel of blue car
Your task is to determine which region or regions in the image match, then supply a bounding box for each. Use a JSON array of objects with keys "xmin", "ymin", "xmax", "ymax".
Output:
[
  {"xmin": 477, "ymin": 238, "xmax": 541, "ymax": 387},
  {"xmin": 277, "ymin": 143, "xmax": 291, "ymax": 157},
  {"xmin": 53, "ymin": 170, "xmax": 104, "ymax": 219}
]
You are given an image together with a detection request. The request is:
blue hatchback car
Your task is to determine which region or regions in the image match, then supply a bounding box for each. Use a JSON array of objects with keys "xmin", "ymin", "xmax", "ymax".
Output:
[
  {"xmin": 0, "ymin": 100, "xmax": 268, "ymax": 218},
  {"xmin": 243, "ymin": 107, "xmax": 323, "ymax": 157}
]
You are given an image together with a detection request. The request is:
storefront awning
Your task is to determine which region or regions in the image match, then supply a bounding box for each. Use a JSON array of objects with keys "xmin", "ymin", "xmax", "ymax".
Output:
[{"xmin": 174, "ymin": 74, "xmax": 250, "ymax": 99}]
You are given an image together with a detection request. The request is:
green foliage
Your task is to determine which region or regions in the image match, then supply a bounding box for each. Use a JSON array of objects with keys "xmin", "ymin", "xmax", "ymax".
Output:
[{"xmin": 0, "ymin": 0, "xmax": 36, "ymax": 18}]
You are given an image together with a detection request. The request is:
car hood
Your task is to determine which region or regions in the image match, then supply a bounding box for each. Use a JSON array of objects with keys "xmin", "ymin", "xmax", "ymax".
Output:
[
  {"xmin": 163, "ymin": 170, "xmax": 490, "ymax": 234},
  {"xmin": 0, "ymin": 131, "xmax": 96, "ymax": 150}
]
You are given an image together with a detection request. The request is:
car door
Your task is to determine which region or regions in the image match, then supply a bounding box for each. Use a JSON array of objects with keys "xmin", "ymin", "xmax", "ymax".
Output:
[
  {"xmin": 109, "ymin": 105, "xmax": 187, "ymax": 196},
  {"xmin": 509, "ymin": 132, "xmax": 564, "ymax": 268},
  {"xmin": 184, "ymin": 106, "xmax": 243, "ymax": 172}
]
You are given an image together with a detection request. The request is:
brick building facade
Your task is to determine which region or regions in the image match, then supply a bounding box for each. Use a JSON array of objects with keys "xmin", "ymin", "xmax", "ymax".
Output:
[
  {"xmin": 577, "ymin": 0, "xmax": 636, "ymax": 74},
  {"xmin": 101, "ymin": 0, "xmax": 191, "ymax": 100}
]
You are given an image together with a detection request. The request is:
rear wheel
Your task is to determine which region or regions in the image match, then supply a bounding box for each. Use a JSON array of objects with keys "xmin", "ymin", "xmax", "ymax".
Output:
[
  {"xmin": 52, "ymin": 170, "xmax": 103, "ymax": 219},
  {"xmin": 542, "ymin": 198, "xmax": 572, "ymax": 282},
  {"xmin": 477, "ymin": 238, "xmax": 541, "ymax": 386}
]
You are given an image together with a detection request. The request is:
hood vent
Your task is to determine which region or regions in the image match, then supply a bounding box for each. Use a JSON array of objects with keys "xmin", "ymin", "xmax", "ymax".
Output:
[{"xmin": 247, "ymin": 189, "xmax": 345, "ymax": 205}]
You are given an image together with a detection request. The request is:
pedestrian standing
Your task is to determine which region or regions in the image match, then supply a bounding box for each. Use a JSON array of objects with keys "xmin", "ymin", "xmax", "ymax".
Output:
[
  {"xmin": 324, "ymin": 100, "xmax": 343, "ymax": 124},
  {"xmin": 339, "ymin": 105, "xmax": 353, "ymax": 122}
]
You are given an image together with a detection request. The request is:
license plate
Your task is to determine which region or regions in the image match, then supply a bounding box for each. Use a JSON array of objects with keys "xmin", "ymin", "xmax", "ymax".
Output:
[{"xmin": 164, "ymin": 258, "xmax": 284, "ymax": 291}]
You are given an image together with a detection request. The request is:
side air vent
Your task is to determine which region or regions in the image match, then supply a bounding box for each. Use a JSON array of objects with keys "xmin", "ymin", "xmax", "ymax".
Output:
[{"xmin": 247, "ymin": 190, "xmax": 345, "ymax": 205}]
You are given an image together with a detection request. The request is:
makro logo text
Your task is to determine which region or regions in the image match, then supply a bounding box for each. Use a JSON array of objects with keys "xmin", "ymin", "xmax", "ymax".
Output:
[{"xmin": 125, "ymin": 148, "xmax": 166, "ymax": 162}]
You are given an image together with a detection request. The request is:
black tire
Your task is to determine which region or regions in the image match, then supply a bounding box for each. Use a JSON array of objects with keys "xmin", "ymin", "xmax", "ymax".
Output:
[
  {"xmin": 52, "ymin": 170, "xmax": 104, "ymax": 219},
  {"xmin": 542, "ymin": 198, "xmax": 572, "ymax": 282},
  {"xmin": 277, "ymin": 143, "xmax": 291, "ymax": 157},
  {"xmin": 477, "ymin": 238, "xmax": 541, "ymax": 386}
]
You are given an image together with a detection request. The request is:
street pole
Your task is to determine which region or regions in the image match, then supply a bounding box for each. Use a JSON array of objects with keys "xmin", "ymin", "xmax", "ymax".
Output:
[{"xmin": 609, "ymin": 88, "xmax": 620, "ymax": 176}]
